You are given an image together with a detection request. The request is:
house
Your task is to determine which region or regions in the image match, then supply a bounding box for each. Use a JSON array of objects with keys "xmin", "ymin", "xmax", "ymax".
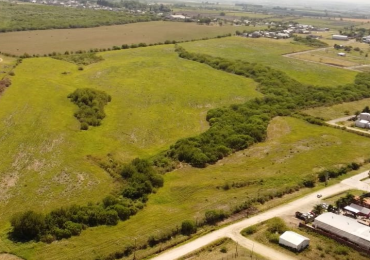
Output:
[
  {"xmin": 314, "ymin": 213, "xmax": 370, "ymax": 249},
  {"xmin": 345, "ymin": 203, "xmax": 370, "ymax": 218},
  {"xmin": 363, "ymin": 36, "xmax": 370, "ymax": 43},
  {"xmin": 332, "ymin": 35, "xmax": 348, "ymax": 41},
  {"xmin": 279, "ymin": 231, "xmax": 310, "ymax": 251},
  {"xmin": 337, "ymin": 52, "xmax": 346, "ymax": 57},
  {"xmin": 355, "ymin": 113, "xmax": 370, "ymax": 128},
  {"xmin": 276, "ymin": 33, "xmax": 290, "ymax": 39}
]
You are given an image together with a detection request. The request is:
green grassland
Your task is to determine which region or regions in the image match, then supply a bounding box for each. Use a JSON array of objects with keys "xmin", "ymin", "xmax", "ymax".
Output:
[
  {"xmin": 178, "ymin": 238, "xmax": 267, "ymax": 260},
  {"xmin": 0, "ymin": 1, "xmax": 156, "ymax": 32},
  {"xmin": 293, "ymin": 18, "xmax": 360, "ymax": 30},
  {"xmin": 180, "ymin": 37, "xmax": 358, "ymax": 87},
  {"xmin": 0, "ymin": 44, "xmax": 261, "ymax": 245},
  {"xmin": 0, "ymin": 55, "xmax": 16, "ymax": 79},
  {"xmin": 4, "ymin": 116, "xmax": 370, "ymax": 259},
  {"xmin": 242, "ymin": 218, "xmax": 370, "ymax": 260},
  {"xmin": 303, "ymin": 98, "xmax": 370, "ymax": 120},
  {"xmin": 0, "ymin": 22, "xmax": 252, "ymax": 56}
]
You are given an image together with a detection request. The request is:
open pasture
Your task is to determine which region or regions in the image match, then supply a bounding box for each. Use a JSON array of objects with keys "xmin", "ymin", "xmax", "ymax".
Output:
[
  {"xmin": 303, "ymin": 98, "xmax": 370, "ymax": 120},
  {"xmin": 292, "ymin": 47, "xmax": 370, "ymax": 68},
  {"xmin": 0, "ymin": 44, "xmax": 260, "ymax": 232},
  {"xmin": 180, "ymin": 37, "xmax": 358, "ymax": 87},
  {"xmin": 4, "ymin": 116, "xmax": 370, "ymax": 259},
  {"xmin": 0, "ymin": 21, "xmax": 251, "ymax": 56},
  {"xmin": 293, "ymin": 18, "xmax": 359, "ymax": 30},
  {"xmin": 0, "ymin": 55, "xmax": 16, "ymax": 79}
]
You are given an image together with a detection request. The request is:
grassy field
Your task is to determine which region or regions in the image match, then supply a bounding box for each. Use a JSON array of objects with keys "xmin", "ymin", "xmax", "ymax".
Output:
[
  {"xmin": 293, "ymin": 47, "xmax": 370, "ymax": 67},
  {"xmin": 293, "ymin": 18, "xmax": 360, "ymax": 30},
  {"xmin": 303, "ymin": 98, "xmax": 370, "ymax": 120},
  {"xmin": 0, "ymin": 22, "xmax": 252, "ymax": 56},
  {"xmin": 242, "ymin": 218, "xmax": 370, "ymax": 260},
  {"xmin": 0, "ymin": 44, "xmax": 261, "ymax": 249},
  {"xmin": 0, "ymin": 55, "xmax": 16, "ymax": 79},
  {"xmin": 180, "ymin": 37, "xmax": 358, "ymax": 87},
  {"xmin": 4, "ymin": 115, "xmax": 370, "ymax": 259},
  {"xmin": 178, "ymin": 238, "xmax": 267, "ymax": 260}
]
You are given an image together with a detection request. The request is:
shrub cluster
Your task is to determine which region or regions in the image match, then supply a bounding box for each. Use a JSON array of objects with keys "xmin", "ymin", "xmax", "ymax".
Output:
[
  {"xmin": 169, "ymin": 46, "xmax": 370, "ymax": 168},
  {"xmin": 68, "ymin": 88, "xmax": 111, "ymax": 130},
  {"xmin": 10, "ymin": 198, "xmax": 141, "ymax": 242},
  {"xmin": 0, "ymin": 78, "xmax": 11, "ymax": 95},
  {"xmin": 293, "ymin": 36, "xmax": 329, "ymax": 48},
  {"xmin": 53, "ymin": 52, "xmax": 104, "ymax": 65},
  {"xmin": 317, "ymin": 162, "xmax": 361, "ymax": 182},
  {"xmin": 10, "ymin": 158, "xmax": 163, "ymax": 242}
]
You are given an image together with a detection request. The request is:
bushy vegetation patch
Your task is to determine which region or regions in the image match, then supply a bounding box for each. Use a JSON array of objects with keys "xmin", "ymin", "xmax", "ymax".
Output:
[
  {"xmin": 0, "ymin": 2, "xmax": 159, "ymax": 32},
  {"xmin": 68, "ymin": 88, "xmax": 111, "ymax": 130},
  {"xmin": 10, "ymin": 158, "xmax": 163, "ymax": 242},
  {"xmin": 167, "ymin": 46, "xmax": 370, "ymax": 167},
  {"xmin": 0, "ymin": 78, "xmax": 11, "ymax": 95},
  {"xmin": 292, "ymin": 36, "xmax": 328, "ymax": 48},
  {"xmin": 53, "ymin": 52, "xmax": 104, "ymax": 65}
]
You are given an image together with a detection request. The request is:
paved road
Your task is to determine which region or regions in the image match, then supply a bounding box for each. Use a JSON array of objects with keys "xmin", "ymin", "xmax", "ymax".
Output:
[{"xmin": 151, "ymin": 171, "xmax": 370, "ymax": 260}]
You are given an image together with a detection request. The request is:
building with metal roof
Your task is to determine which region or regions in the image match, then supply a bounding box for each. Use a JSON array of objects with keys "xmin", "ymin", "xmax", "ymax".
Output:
[
  {"xmin": 314, "ymin": 212, "xmax": 370, "ymax": 249},
  {"xmin": 279, "ymin": 231, "xmax": 310, "ymax": 251}
]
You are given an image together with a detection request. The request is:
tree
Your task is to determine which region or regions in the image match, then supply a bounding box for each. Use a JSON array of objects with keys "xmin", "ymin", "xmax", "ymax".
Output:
[
  {"xmin": 11, "ymin": 211, "xmax": 45, "ymax": 241},
  {"xmin": 181, "ymin": 220, "xmax": 197, "ymax": 235},
  {"xmin": 312, "ymin": 204, "xmax": 324, "ymax": 215}
]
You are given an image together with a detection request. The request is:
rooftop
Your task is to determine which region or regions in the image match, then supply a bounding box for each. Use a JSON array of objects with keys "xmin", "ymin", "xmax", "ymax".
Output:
[
  {"xmin": 315, "ymin": 213, "xmax": 370, "ymax": 242},
  {"xmin": 279, "ymin": 231, "xmax": 309, "ymax": 246}
]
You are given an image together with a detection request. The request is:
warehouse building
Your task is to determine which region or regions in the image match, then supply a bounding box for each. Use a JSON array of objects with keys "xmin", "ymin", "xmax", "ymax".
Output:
[
  {"xmin": 332, "ymin": 35, "xmax": 349, "ymax": 41},
  {"xmin": 314, "ymin": 213, "xmax": 370, "ymax": 249},
  {"xmin": 279, "ymin": 231, "xmax": 310, "ymax": 251}
]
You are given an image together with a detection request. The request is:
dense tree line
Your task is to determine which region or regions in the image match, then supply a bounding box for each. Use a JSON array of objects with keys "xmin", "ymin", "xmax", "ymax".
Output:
[
  {"xmin": 54, "ymin": 52, "xmax": 104, "ymax": 65},
  {"xmin": 164, "ymin": 46, "xmax": 370, "ymax": 167},
  {"xmin": 0, "ymin": 2, "xmax": 159, "ymax": 32},
  {"xmin": 293, "ymin": 36, "xmax": 328, "ymax": 48},
  {"xmin": 68, "ymin": 88, "xmax": 111, "ymax": 130}
]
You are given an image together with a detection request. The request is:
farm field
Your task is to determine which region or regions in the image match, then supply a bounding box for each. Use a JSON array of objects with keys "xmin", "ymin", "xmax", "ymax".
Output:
[
  {"xmin": 0, "ymin": 21, "xmax": 252, "ymax": 56},
  {"xmin": 303, "ymin": 98, "xmax": 370, "ymax": 120},
  {"xmin": 4, "ymin": 116, "xmax": 370, "ymax": 259},
  {"xmin": 181, "ymin": 37, "xmax": 358, "ymax": 87},
  {"xmin": 0, "ymin": 44, "xmax": 261, "ymax": 238},
  {"xmin": 242, "ymin": 217, "xmax": 370, "ymax": 260}
]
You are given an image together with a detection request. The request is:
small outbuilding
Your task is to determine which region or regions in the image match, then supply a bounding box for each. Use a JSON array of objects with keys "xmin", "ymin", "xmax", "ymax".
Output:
[{"xmin": 279, "ymin": 231, "xmax": 310, "ymax": 251}]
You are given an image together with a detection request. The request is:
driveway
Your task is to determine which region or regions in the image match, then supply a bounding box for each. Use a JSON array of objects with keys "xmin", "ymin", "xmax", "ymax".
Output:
[{"xmin": 151, "ymin": 171, "xmax": 370, "ymax": 260}]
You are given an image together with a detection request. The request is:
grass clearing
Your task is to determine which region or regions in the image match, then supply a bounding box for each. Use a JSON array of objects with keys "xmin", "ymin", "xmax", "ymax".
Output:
[
  {"xmin": 242, "ymin": 217, "xmax": 370, "ymax": 260},
  {"xmin": 0, "ymin": 55, "xmax": 16, "ymax": 79},
  {"xmin": 5, "ymin": 116, "xmax": 370, "ymax": 259},
  {"xmin": 0, "ymin": 44, "xmax": 260, "ymax": 229},
  {"xmin": 293, "ymin": 18, "xmax": 360, "ymax": 30},
  {"xmin": 178, "ymin": 238, "xmax": 267, "ymax": 260},
  {"xmin": 303, "ymin": 98, "xmax": 370, "ymax": 120},
  {"xmin": 0, "ymin": 22, "xmax": 251, "ymax": 55},
  {"xmin": 180, "ymin": 37, "xmax": 358, "ymax": 87}
]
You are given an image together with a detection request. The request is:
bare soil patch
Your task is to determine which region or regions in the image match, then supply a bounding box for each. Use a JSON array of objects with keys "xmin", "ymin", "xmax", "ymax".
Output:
[{"xmin": 0, "ymin": 254, "xmax": 23, "ymax": 260}]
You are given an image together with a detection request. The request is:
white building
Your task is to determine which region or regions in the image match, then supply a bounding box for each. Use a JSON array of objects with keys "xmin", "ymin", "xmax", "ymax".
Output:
[
  {"xmin": 314, "ymin": 212, "xmax": 370, "ymax": 249},
  {"xmin": 355, "ymin": 113, "xmax": 370, "ymax": 129},
  {"xmin": 279, "ymin": 231, "xmax": 310, "ymax": 251},
  {"xmin": 332, "ymin": 35, "xmax": 349, "ymax": 41}
]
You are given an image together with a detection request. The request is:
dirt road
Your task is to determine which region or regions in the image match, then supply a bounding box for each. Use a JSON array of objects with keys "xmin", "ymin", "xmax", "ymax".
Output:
[{"xmin": 151, "ymin": 171, "xmax": 370, "ymax": 260}]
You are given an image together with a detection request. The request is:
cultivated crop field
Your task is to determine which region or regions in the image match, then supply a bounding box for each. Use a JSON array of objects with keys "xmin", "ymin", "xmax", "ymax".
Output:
[
  {"xmin": 3, "ymin": 114, "xmax": 370, "ymax": 259},
  {"xmin": 0, "ymin": 22, "xmax": 252, "ymax": 56},
  {"xmin": 181, "ymin": 37, "xmax": 358, "ymax": 87}
]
